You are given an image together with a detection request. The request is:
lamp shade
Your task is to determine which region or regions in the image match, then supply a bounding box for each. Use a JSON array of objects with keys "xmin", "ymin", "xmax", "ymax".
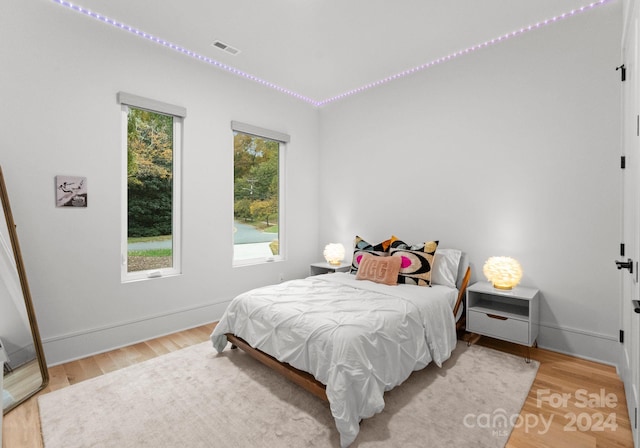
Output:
[
  {"xmin": 483, "ymin": 256, "xmax": 522, "ymax": 290},
  {"xmin": 323, "ymin": 243, "xmax": 345, "ymax": 266}
]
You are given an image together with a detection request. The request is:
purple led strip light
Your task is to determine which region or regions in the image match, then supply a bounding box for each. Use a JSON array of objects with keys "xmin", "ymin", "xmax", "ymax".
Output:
[
  {"xmin": 317, "ymin": 0, "xmax": 615, "ymax": 106},
  {"xmin": 52, "ymin": 0, "xmax": 614, "ymax": 108},
  {"xmin": 51, "ymin": 0, "xmax": 318, "ymax": 105}
]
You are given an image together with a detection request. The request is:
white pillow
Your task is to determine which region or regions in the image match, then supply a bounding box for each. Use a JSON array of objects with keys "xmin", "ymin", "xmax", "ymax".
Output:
[{"xmin": 431, "ymin": 249, "xmax": 462, "ymax": 289}]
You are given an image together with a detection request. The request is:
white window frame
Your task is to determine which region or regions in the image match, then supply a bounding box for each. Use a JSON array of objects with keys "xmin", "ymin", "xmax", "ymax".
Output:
[
  {"xmin": 232, "ymin": 121, "xmax": 288, "ymax": 267},
  {"xmin": 118, "ymin": 92, "xmax": 185, "ymax": 282}
]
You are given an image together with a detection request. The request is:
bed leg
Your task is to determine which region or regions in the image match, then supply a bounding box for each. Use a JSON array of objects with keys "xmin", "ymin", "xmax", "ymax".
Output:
[{"xmin": 466, "ymin": 333, "xmax": 482, "ymax": 347}]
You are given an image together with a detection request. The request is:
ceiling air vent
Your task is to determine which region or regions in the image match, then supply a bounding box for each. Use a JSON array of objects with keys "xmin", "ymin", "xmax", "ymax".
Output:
[{"xmin": 211, "ymin": 40, "xmax": 240, "ymax": 55}]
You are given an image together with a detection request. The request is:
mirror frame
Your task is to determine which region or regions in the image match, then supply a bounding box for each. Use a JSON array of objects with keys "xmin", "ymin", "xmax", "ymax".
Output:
[{"xmin": 1, "ymin": 166, "xmax": 49, "ymax": 414}]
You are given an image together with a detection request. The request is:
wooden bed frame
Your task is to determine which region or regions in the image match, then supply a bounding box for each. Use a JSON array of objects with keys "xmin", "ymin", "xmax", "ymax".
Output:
[{"xmin": 226, "ymin": 267, "xmax": 472, "ymax": 403}]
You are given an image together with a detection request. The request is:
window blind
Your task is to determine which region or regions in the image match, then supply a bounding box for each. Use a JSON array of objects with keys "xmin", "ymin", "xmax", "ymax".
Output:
[
  {"xmin": 231, "ymin": 121, "xmax": 290, "ymax": 143},
  {"xmin": 117, "ymin": 92, "xmax": 187, "ymax": 118}
]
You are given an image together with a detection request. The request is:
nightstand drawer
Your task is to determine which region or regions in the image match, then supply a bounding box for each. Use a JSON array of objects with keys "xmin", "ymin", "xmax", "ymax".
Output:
[{"xmin": 467, "ymin": 310, "xmax": 529, "ymax": 345}]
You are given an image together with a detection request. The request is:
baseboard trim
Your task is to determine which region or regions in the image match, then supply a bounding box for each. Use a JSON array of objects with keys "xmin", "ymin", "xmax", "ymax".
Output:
[
  {"xmin": 42, "ymin": 300, "xmax": 231, "ymax": 366},
  {"xmin": 537, "ymin": 321, "xmax": 620, "ymax": 366},
  {"xmin": 539, "ymin": 321, "xmax": 617, "ymax": 341},
  {"xmin": 42, "ymin": 308, "xmax": 623, "ymax": 368}
]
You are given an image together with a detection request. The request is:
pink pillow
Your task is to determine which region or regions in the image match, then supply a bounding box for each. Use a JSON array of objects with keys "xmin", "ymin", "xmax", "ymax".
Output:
[{"xmin": 355, "ymin": 253, "xmax": 402, "ymax": 286}]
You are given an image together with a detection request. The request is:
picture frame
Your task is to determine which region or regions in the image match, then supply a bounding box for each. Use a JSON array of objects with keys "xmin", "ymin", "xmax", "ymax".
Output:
[{"xmin": 55, "ymin": 175, "xmax": 87, "ymax": 207}]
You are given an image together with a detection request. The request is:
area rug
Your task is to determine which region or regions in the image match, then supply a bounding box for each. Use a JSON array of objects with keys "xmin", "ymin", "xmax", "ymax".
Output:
[{"xmin": 38, "ymin": 340, "xmax": 538, "ymax": 448}]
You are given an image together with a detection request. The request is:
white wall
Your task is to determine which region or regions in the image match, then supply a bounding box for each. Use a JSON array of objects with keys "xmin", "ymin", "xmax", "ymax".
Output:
[
  {"xmin": 0, "ymin": 1, "xmax": 320, "ymax": 364},
  {"xmin": 318, "ymin": 3, "xmax": 622, "ymax": 363}
]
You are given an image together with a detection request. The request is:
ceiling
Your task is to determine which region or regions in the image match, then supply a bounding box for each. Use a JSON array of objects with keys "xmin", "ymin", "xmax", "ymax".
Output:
[{"xmin": 59, "ymin": 0, "xmax": 610, "ymax": 105}]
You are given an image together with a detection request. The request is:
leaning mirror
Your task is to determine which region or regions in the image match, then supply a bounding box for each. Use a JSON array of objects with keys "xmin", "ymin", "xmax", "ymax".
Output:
[{"xmin": 1, "ymin": 165, "xmax": 48, "ymax": 414}]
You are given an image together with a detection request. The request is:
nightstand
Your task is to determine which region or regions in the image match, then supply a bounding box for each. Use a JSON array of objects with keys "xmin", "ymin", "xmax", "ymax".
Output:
[
  {"xmin": 309, "ymin": 261, "xmax": 351, "ymax": 276},
  {"xmin": 466, "ymin": 282, "xmax": 539, "ymax": 362}
]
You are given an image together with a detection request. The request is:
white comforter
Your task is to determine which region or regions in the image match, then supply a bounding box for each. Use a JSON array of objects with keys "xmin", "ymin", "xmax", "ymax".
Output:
[{"xmin": 210, "ymin": 273, "xmax": 458, "ymax": 447}]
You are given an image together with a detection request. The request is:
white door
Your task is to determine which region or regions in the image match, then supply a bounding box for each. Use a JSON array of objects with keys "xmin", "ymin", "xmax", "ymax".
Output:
[{"xmin": 620, "ymin": 13, "xmax": 640, "ymax": 447}]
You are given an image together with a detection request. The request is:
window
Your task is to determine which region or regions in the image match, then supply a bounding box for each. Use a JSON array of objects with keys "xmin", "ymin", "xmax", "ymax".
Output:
[
  {"xmin": 232, "ymin": 121, "xmax": 288, "ymax": 265},
  {"xmin": 118, "ymin": 93, "xmax": 185, "ymax": 281}
]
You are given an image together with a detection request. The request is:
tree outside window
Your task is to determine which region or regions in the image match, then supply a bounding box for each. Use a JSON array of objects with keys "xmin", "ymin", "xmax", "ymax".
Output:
[
  {"xmin": 126, "ymin": 107, "xmax": 174, "ymax": 273},
  {"xmin": 233, "ymin": 132, "xmax": 280, "ymax": 262}
]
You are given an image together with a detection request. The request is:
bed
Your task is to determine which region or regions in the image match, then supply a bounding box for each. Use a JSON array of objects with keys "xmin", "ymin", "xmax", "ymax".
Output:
[{"xmin": 211, "ymin": 244, "xmax": 470, "ymax": 447}]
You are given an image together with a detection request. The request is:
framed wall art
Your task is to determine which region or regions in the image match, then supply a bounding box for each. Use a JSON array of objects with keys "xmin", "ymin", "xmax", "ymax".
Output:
[{"xmin": 55, "ymin": 175, "xmax": 87, "ymax": 207}]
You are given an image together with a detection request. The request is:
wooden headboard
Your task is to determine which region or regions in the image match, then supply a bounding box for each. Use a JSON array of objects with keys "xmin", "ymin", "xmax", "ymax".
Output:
[{"xmin": 453, "ymin": 266, "xmax": 471, "ymax": 330}]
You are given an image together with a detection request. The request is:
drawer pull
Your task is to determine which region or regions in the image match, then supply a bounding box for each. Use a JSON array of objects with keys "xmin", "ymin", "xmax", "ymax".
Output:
[{"xmin": 486, "ymin": 313, "xmax": 508, "ymax": 320}]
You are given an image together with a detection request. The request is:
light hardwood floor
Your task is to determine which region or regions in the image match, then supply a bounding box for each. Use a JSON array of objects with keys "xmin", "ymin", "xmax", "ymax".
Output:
[
  {"xmin": 2, "ymin": 324, "xmax": 634, "ymax": 447},
  {"xmin": 478, "ymin": 337, "xmax": 635, "ymax": 448}
]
